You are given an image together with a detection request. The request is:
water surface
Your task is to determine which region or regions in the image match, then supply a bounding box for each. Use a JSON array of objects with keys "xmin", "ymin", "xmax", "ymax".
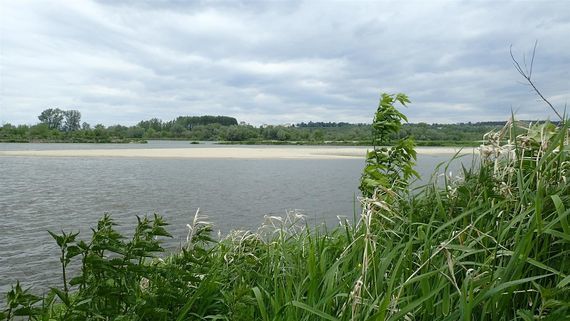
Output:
[{"xmin": 0, "ymin": 142, "xmax": 471, "ymax": 299}]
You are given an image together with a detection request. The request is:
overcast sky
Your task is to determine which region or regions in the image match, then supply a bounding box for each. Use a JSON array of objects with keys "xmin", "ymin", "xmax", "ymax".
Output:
[{"xmin": 1, "ymin": 0, "xmax": 569, "ymax": 126}]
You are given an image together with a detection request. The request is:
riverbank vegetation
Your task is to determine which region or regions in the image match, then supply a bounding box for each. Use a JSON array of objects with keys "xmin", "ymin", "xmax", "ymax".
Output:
[
  {"xmin": 2, "ymin": 92, "xmax": 569, "ymax": 320},
  {"xmin": 1, "ymin": 107, "xmax": 513, "ymax": 145}
]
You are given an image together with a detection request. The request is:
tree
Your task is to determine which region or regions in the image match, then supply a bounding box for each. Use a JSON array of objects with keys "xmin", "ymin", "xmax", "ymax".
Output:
[
  {"xmin": 29, "ymin": 123, "xmax": 52, "ymax": 139},
  {"xmin": 170, "ymin": 123, "xmax": 186, "ymax": 137},
  {"xmin": 38, "ymin": 108, "xmax": 64, "ymax": 130},
  {"xmin": 126, "ymin": 126, "xmax": 145, "ymax": 138},
  {"xmin": 137, "ymin": 118, "xmax": 163, "ymax": 132},
  {"xmin": 94, "ymin": 124, "xmax": 106, "ymax": 137},
  {"xmin": 108, "ymin": 125, "xmax": 128, "ymax": 137},
  {"xmin": 276, "ymin": 128, "xmax": 291, "ymax": 141},
  {"xmin": 144, "ymin": 128, "xmax": 157, "ymax": 138},
  {"xmin": 63, "ymin": 110, "xmax": 81, "ymax": 132},
  {"xmin": 312, "ymin": 129, "xmax": 324, "ymax": 141}
]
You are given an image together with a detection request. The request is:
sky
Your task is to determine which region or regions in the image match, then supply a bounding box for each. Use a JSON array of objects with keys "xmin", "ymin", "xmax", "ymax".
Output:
[{"xmin": 0, "ymin": 0, "xmax": 569, "ymax": 126}]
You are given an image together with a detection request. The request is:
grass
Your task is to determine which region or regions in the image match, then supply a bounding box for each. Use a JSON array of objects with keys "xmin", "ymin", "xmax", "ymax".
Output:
[{"xmin": 1, "ymin": 119, "xmax": 569, "ymax": 321}]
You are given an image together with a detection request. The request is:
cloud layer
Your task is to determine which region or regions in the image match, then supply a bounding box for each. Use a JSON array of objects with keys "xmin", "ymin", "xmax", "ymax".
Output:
[{"xmin": 1, "ymin": 0, "xmax": 569, "ymax": 126}]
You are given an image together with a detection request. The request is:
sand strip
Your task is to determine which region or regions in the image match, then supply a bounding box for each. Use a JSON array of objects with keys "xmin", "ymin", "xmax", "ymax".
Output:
[{"xmin": 0, "ymin": 147, "xmax": 476, "ymax": 159}]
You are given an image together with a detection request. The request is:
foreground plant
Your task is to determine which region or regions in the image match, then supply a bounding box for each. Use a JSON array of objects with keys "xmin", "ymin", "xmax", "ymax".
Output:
[{"xmin": 360, "ymin": 93, "xmax": 418, "ymax": 197}]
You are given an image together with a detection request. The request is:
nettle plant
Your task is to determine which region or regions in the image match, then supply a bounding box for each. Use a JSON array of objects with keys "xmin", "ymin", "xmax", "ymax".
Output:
[
  {"xmin": 359, "ymin": 93, "xmax": 419, "ymax": 198},
  {"xmin": 0, "ymin": 214, "xmax": 194, "ymax": 321}
]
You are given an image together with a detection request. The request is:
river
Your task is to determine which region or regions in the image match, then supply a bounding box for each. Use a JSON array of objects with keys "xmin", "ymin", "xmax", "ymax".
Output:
[{"xmin": 0, "ymin": 141, "xmax": 474, "ymax": 299}]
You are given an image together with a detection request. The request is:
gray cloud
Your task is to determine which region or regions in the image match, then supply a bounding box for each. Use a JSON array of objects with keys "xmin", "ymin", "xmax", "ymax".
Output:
[{"xmin": 1, "ymin": 0, "xmax": 568, "ymax": 126}]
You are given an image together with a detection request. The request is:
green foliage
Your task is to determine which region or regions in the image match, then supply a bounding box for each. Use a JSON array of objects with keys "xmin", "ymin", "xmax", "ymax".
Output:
[
  {"xmin": 360, "ymin": 93, "xmax": 419, "ymax": 197},
  {"xmin": 173, "ymin": 115, "xmax": 238, "ymax": 127},
  {"xmin": 3, "ymin": 107, "xmax": 507, "ymax": 144},
  {"xmin": 1, "ymin": 282, "xmax": 41, "ymax": 320},
  {"xmin": 0, "ymin": 214, "xmax": 203, "ymax": 320},
  {"xmin": 38, "ymin": 108, "xmax": 64, "ymax": 130},
  {"xmin": 37, "ymin": 108, "xmax": 82, "ymax": 132},
  {"xmin": 224, "ymin": 124, "xmax": 259, "ymax": 141},
  {"xmin": 63, "ymin": 110, "xmax": 82, "ymax": 132}
]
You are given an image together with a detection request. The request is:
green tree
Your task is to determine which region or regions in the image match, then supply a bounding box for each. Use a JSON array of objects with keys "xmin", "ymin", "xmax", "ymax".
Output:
[
  {"xmin": 93, "ymin": 124, "xmax": 106, "ymax": 138},
  {"xmin": 170, "ymin": 123, "xmax": 186, "ymax": 136},
  {"xmin": 38, "ymin": 108, "xmax": 64, "ymax": 130},
  {"xmin": 126, "ymin": 126, "xmax": 145, "ymax": 138},
  {"xmin": 144, "ymin": 128, "xmax": 157, "ymax": 138},
  {"xmin": 138, "ymin": 118, "xmax": 163, "ymax": 131},
  {"xmin": 63, "ymin": 110, "xmax": 81, "ymax": 132},
  {"xmin": 29, "ymin": 123, "xmax": 52, "ymax": 139},
  {"xmin": 312, "ymin": 129, "xmax": 324, "ymax": 141},
  {"xmin": 107, "ymin": 125, "xmax": 128, "ymax": 137},
  {"xmin": 276, "ymin": 129, "xmax": 291, "ymax": 141}
]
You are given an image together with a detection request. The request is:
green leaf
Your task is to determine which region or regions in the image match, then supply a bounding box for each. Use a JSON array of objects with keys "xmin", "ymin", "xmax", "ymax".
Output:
[
  {"xmin": 48, "ymin": 231, "xmax": 64, "ymax": 247},
  {"xmin": 291, "ymin": 301, "xmax": 339, "ymax": 321},
  {"xmin": 252, "ymin": 287, "xmax": 269, "ymax": 321},
  {"xmin": 66, "ymin": 245, "xmax": 82, "ymax": 260},
  {"xmin": 69, "ymin": 276, "xmax": 84, "ymax": 286},
  {"xmin": 551, "ymin": 194, "xmax": 570, "ymax": 235},
  {"xmin": 50, "ymin": 287, "xmax": 70, "ymax": 307},
  {"xmin": 557, "ymin": 275, "xmax": 570, "ymax": 288},
  {"xmin": 474, "ymin": 274, "xmax": 552, "ymax": 305}
]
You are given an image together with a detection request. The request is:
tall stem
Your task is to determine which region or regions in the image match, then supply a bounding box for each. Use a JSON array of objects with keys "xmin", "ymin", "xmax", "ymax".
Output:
[{"xmin": 61, "ymin": 247, "xmax": 68, "ymax": 295}]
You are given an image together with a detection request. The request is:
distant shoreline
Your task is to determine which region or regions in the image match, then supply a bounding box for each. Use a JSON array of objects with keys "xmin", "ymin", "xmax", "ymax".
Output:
[
  {"xmin": 0, "ymin": 139, "xmax": 481, "ymax": 147},
  {"xmin": 0, "ymin": 146, "xmax": 476, "ymax": 159}
]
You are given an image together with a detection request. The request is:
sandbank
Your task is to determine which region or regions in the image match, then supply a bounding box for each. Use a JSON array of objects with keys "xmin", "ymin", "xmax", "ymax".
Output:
[{"xmin": 0, "ymin": 146, "xmax": 476, "ymax": 159}]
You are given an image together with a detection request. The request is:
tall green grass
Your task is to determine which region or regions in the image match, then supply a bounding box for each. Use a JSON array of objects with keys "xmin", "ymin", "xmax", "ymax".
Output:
[{"xmin": 2, "ymin": 119, "xmax": 569, "ymax": 320}]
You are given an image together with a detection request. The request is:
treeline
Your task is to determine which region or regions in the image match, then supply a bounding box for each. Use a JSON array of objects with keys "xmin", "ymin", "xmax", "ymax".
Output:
[
  {"xmin": 0, "ymin": 108, "xmax": 508, "ymax": 144},
  {"xmin": 0, "ymin": 111, "xmax": 240, "ymax": 143}
]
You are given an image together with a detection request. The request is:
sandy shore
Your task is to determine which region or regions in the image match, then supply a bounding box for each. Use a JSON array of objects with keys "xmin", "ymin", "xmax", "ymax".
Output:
[{"xmin": 0, "ymin": 146, "xmax": 476, "ymax": 159}]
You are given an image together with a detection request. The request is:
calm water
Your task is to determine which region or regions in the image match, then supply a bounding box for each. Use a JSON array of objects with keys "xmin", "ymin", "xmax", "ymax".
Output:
[{"xmin": 0, "ymin": 142, "xmax": 470, "ymax": 299}]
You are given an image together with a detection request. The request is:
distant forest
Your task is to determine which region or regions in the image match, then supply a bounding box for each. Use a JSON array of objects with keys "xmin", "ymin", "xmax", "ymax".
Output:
[{"xmin": 0, "ymin": 108, "xmax": 516, "ymax": 145}]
